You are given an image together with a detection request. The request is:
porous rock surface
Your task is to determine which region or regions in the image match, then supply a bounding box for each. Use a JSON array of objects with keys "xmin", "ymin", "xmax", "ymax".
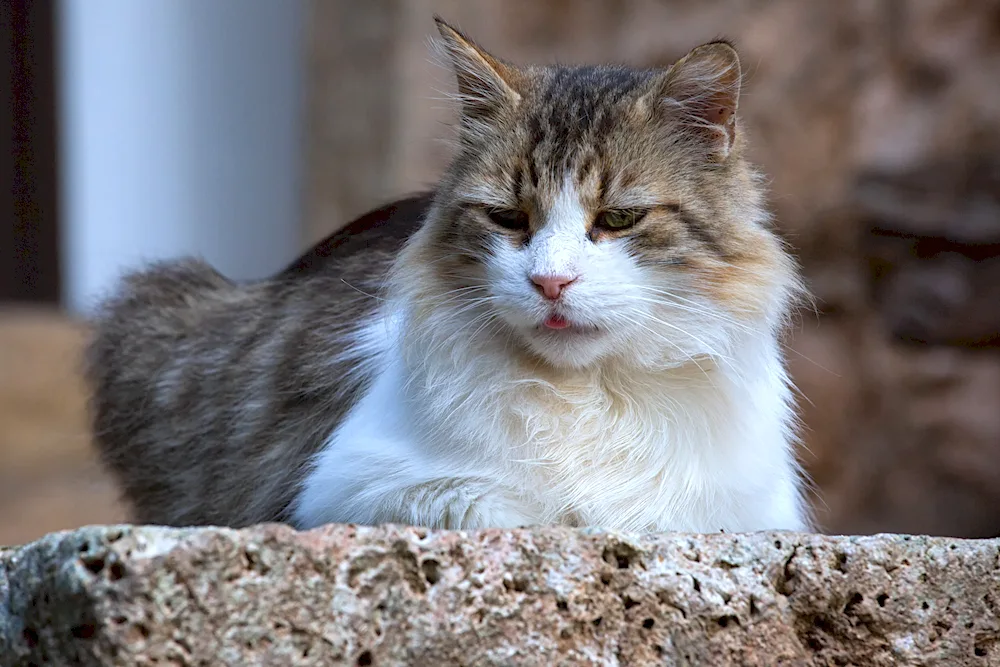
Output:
[{"xmin": 1, "ymin": 525, "xmax": 999, "ymax": 665}]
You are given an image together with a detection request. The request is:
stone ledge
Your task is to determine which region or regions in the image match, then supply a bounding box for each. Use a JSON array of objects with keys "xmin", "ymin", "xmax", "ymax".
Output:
[{"xmin": 1, "ymin": 525, "xmax": 997, "ymax": 666}]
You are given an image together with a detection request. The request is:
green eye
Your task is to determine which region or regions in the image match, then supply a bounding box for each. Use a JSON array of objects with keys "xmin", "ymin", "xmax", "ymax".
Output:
[
  {"xmin": 596, "ymin": 209, "xmax": 645, "ymax": 230},
  {"xmin": 487, "ymin": 208, "xmax": 530, "ymax": 231}
]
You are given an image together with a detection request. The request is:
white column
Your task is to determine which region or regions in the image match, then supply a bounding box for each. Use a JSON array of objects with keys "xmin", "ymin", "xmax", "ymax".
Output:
[{"xmin": 57, "ymin": 0, "xmax": 305, "ymax": 314}]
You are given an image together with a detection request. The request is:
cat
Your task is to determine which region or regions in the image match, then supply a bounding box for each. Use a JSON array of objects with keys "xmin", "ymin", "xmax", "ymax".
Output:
[{"xmin": 88, "ymin": 18, "xmax": 813, "ymax": 533}]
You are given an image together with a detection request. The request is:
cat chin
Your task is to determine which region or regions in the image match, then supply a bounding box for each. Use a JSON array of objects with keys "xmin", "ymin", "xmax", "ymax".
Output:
[
  {"xmin": 517, "ymin": 327, "xmax": 614, "ymax": 369},
  {"xmin": 506, "ymin": 313, "xmax": 707, "ymax": 370},
  {"xmin": 516, "ymin": 329, "xmax": 705, "ymax": 372}
]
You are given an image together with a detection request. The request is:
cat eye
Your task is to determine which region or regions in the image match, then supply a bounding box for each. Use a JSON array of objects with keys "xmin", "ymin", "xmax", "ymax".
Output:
[
  {"xmin": 595, "ymin": 208, "xmax": 646, "ymax": 231},
  {"xmin": 486, "ymin": 207, "xmax": 530, "ymax": 231}
]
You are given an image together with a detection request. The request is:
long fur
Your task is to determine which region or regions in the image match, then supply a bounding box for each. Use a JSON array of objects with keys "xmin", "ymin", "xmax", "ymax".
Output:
[
  {"xmin": 90, "ymin": 19, "xmax": 813, "ymax": 533},
  {"xmin": 293, "ymin": 23, "xmax": 812, "ymax": 532}
]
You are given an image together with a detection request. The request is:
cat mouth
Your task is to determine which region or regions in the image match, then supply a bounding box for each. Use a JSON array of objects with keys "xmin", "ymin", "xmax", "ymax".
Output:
[
  {"xmin": 537, "ymin": 314, "xmax": 599, "ymax": 334},
  {"xmin": 543, "ymin": 314, "xmax": 571, "ymax": 330}
]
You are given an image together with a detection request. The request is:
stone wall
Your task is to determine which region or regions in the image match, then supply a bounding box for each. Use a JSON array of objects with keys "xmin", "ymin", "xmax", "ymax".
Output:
[
  {"xmin": 3, "ymin": 524, "xmax": 999, "ymax": 665},
  {"xmin": 0, "ymin": 309, "xmax": 126, "ymax": 546},
  {"xmin": 303, "ymin": 0, "xmax": 1000, "ymax": 537}
]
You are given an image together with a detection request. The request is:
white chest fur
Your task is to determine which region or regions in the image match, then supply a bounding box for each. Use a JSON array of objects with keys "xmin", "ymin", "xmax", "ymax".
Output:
[{"xmin": 292, "ymin": 311, "xmax": 808, "ymax": 533}]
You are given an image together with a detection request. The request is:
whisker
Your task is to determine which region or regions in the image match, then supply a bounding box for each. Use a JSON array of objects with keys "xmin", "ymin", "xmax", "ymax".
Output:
[
  {"xmin": 629, "ymin": 308, "xmax": 736, "ymax": 368},
  {"xmin": 616, "ymin": 312, "xmax": 714, "ymax": 383},
  {"xmin": 629, "ymin": 292, "xmax": 756, "ymax": 335},
  {"xmin": 423, "ymin": 309, "xmax": 498, "ymax": 360},
  {"xmin": 635, "ymin": 286, "xmax": 750, "ymax": 314},
  {"xmin": 340, "ymin": 279, "xmax": 383, "ymax": 301},
  {"xmin": 783, "ymin": 345, "xmax": 841, "ymax": 378}
]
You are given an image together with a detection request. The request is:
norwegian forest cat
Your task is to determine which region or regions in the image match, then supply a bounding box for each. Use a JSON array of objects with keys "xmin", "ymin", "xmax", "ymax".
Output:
[{"xmin": 88, "ymin": 18, "xmax": 812, "ymax": 533}]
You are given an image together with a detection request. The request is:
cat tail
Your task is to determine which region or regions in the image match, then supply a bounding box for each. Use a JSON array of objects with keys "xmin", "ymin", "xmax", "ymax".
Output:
[
  {"xmin": 87, "ymin": 257, "xmax": 235, "ymax": 366},
  {"xmin": 84, "ymin": 258, "xmax": 237, "ymax": 489}
]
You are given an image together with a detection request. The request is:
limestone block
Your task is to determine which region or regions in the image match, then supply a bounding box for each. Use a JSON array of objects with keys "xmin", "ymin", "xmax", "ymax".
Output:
[{"xmin": 3, "ymin": 524, "xmax": 999, "ymax": 665}]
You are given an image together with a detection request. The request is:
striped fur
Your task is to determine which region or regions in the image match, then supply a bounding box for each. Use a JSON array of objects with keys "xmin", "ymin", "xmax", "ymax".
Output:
[{"xmin": 90, "ymin": 19, "xmax": 812, "ymax": 533}]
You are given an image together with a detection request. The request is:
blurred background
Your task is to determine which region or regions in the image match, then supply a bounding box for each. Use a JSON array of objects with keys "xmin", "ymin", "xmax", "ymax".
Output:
[{"xmin": 3, "ymin": 0, "xmax": 999, "ymax": 546}]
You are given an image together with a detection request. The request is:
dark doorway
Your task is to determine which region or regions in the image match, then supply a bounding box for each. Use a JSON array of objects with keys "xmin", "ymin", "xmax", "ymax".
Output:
[{"xmin": 3, "ymin": 0, "xmax": 61, "ymax": 304}]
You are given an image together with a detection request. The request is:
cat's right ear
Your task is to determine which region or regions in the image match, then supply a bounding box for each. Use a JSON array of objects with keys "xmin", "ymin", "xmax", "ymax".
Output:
[
  {"xmin": 656, "ymin": 40, "xmax": 743, "ymax": 162},
  {"xmin": 433, "ymin": 17, "xmax": 522, "ymax": 118}
]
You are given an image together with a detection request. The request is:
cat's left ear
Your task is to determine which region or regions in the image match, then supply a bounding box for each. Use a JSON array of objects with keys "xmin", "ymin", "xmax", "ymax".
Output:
[
  {"xmin": 657, "ymin": 40, "xmax": 742, "ymax": 161},
  {"xmin": 434, "ymin": 17, "xmax": 522, "ymax": 119}
]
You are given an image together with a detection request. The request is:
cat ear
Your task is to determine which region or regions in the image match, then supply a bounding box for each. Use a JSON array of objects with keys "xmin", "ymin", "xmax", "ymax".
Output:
[
  {"xmin": 434, "ymin": 17, "xmax": 522, "ymax": 117},
  {"xmin": 659, "ymin": 40, "xmax": 742, "ymax": 161}
]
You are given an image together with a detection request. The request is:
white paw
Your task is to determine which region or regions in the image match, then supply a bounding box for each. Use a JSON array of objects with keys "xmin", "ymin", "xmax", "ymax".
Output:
[{"xmin": 450, "ymin": 491, "xmax": 538, "ymax": 530}]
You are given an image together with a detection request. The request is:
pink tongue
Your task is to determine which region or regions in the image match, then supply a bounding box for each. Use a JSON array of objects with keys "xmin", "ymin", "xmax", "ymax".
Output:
[{"xmin": 544, "ymin": 315, "xmax": 570, "ymax": 330}]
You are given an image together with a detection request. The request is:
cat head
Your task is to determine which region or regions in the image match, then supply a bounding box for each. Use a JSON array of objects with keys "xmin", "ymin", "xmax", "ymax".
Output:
[{"xmin": 398, "ymin": 18, "xmax": 801, "ymax": 371}]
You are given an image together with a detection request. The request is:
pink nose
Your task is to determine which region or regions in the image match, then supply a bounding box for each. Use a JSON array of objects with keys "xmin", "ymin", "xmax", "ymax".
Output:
[{"xmin": 531, "ymin": 274, "xmax": 578, "ymax": 300}]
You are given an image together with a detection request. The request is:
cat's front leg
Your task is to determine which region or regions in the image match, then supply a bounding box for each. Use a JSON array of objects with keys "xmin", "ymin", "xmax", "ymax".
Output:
[
  {"xmin": 395, "ymin": 478, "xmax": 538, "ymax": 530},
  {"xmin": 293, "ymin": 356, "xmax": 539, "ymax": 530},
  {"xmin": 292, "ymin": 449, "xmax": 538, "ymax": 530}
]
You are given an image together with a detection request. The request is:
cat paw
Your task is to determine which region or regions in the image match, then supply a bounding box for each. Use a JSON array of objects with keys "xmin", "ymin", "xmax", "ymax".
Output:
[{"xmin": 452, "ymin": 492, "xmax": 538, "ymax": 530}]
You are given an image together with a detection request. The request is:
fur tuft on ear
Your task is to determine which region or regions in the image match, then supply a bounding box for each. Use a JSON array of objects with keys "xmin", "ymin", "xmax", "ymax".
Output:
[
  {"xmin": 433, "ymin": 16, "xmax": 521, "ymax": 119},
  {"xmin": 660, "ymin": 40, "xmax": 742, "ymax": 161}
]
